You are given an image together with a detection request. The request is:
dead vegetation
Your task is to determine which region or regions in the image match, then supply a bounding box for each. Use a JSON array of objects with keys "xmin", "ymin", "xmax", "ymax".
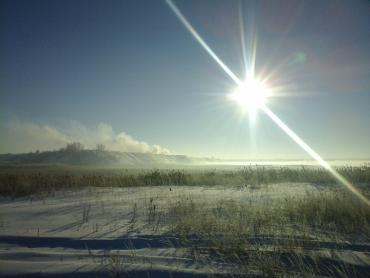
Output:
[
  {"xmin": 1, "ymin": 165, "xmax": 370, "ymax": 277},
  {"xmin": 164, "ymin": 189, "xmax": 370, "ymax": 277},
  {"xmin": 1, "ymin": 164, "xmax": 370, "ymax": 197}
]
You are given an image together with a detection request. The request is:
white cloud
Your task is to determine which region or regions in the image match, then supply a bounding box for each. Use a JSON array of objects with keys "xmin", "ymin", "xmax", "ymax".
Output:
[{"xmin": 0, "ymin": 120, "xmax": 171, "ymax": 155}]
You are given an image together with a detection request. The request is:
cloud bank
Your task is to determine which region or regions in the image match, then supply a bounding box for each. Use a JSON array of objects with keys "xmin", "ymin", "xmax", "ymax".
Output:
[{"xmin": 0, "ymin": 120, "xmax": 171, "ymax": 155}]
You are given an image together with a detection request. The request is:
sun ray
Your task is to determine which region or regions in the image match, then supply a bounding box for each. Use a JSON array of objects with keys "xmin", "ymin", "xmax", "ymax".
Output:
[
  {"xmin": 238, "ymin": 1, "xmax": 248, "ymax": 77},
  {"xmin": 237, "ymin": 1, "xmax": 259, "ymax": 156},
  {"xmin": 238, "ymin": 0, "xmax": 258, "ymax": 81},
  {"xmin": 165, "ymin": 0, "xmax": 370, "ymax": 206},
  {"xmin": 165, "ymin": 0, "xmax": 242, "ymax": 86},
  {"xmin": 261, "ymin": 104, "xmax": 370, "ymax": 206}
]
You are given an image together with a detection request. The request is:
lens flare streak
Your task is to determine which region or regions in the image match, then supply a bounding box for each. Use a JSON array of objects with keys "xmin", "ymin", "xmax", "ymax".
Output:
[
  {"xmin": 165, "ymin": 0, "xmax": 370, "ymax": 205},
  {"xmin": 261, "ymin": 104, "xmax": 370, "ymax": 206},
  {"xmin": 165, "ymin": 0, "xmax": 242, "ymax": 86}
]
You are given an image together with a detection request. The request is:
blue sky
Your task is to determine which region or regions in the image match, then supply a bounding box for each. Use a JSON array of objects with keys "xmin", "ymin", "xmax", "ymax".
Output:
[{"xmin": 1, "ymin": 0, "xmax": 370, "ymax": 159}]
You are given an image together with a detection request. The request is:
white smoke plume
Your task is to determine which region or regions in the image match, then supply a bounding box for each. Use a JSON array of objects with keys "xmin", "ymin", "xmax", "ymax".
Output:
[{"xmin": 0, "ymin": 120, "xmax": 171, "ymax": 155}]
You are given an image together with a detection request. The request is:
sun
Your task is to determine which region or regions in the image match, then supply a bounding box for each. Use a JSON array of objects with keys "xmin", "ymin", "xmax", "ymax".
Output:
[{"xmin": 228, "ymin": 78, "xmax": 269, "ymax": 110}]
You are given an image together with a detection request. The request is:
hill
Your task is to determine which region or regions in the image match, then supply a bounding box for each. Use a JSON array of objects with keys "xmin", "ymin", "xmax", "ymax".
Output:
[{"xmin": 0, "ymin": 150, "xmax": 207, "ymax": 167}]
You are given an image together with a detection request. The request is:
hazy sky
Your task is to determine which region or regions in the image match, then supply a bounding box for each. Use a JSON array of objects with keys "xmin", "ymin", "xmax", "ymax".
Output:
[{"xmin": 1, "ymin": 0, "xmax": 370, "ymax": 159}]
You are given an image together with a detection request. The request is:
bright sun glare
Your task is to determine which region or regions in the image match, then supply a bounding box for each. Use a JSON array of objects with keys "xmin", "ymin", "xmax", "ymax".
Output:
[
  {"xmin": 166, "ymin": 0, "xmax": 370, "ymax": 206},
  {"xmin": 228, "ymin": 78, "xmax": 269, "ymax": 110}
]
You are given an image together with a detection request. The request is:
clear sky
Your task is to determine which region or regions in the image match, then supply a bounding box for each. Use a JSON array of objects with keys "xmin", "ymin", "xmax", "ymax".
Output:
[{"xmin": 1, "ymin": 0, "xmax": 370, "ymax": 159}]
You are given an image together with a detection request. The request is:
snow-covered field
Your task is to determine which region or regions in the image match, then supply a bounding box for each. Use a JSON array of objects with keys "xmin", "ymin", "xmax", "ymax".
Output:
[{"xmin": 1, "ymin": 184, "xmax": 369, "ymax": 277}]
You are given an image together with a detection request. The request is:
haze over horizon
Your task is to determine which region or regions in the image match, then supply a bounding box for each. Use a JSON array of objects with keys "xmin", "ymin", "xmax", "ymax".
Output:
[{"xmin": 1, "ymin": 0, "xmax": 370, "ymax": 160}]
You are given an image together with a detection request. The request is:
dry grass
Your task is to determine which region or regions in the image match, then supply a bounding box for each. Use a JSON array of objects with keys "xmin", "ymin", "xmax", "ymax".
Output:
[
  {"xmin": 168, "ymin": 191, "xmax": 370, "ymax": 238},
  {"xmin": 1, "ymin": 164, "xmax": 370, "ymax": 197},
  {"xmin": 165, "ymin": 190, "xmax": 370, "ymax": 277},
  {"xmin": 1, "ymin": 165, "xmax": 370, "ymax": 276}
]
